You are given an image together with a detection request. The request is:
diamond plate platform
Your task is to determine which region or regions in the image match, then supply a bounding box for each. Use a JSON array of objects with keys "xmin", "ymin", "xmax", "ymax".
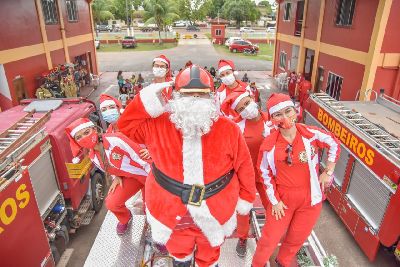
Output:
[
  {"xmin": 81, "ymin": 210, "xmax": 95, "ymax": 225},
  {"xmin": 219, "ymin": 238, "xmax": 256, "ymax": 267},
  {"xmin": 84, "ymin": 212, "xmax": 146, "ymax": 267}
]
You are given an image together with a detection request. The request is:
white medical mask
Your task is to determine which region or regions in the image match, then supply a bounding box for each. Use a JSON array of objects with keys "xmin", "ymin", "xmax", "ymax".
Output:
[
  {"xmin": 102, "ymin": 108, "xmax": 120, "ymax": 123},
  {"xmin": 221, "ymin": 74, "xmax": 236, "ymax": 86},
  {"xmin": 153, "ymin": 67, "xmax": 167, "ymax": 78},
  {"xmin": 240, "ymin": 102, "xmax": 259, "ymax": 120}
]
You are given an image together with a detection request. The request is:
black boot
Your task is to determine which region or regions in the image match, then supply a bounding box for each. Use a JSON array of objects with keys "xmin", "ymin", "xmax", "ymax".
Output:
[{"xmin": 172, "ymin": 259, "xmax": 192, "ymax": 267}]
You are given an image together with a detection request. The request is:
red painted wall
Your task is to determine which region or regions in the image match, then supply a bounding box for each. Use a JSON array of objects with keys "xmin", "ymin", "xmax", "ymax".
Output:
[
  {"xmin": 0, "ymin": 0, "xmax": 43, "ymax": 50},
  {"xmin": 373, "ymin": 67, "xmax": 397, "ymax": 98},
  {"xmin": 277, "ymin": 1, "xmax": 296, "ymax": 36},
  {"xmin": 61, "ymin": 0, "xmax": 92, "ymax": 38},
  {"xmin": 274, "ymin": 40, "xmax": 293, "ymax": 75},
  {"xmin": 50, "ymin": 49, "xmax": 66, "ymax": 67},
  {"xmin": 68, "ymin": 41, "xmax": 98, "ymax": 74},
  {"xmin": 320, "ymin": 0, "xmax": 378, "ymax": 53},
  {"xmin": 381, "ymin": 0, "xmax": 400, "ymax": 53},
  {"xmin": 304, "ymin": 0, "xmax": 320, "ymax": 41},
  {"xmin": 317, "ymin": 53, "xmax": 365, "ymax": 100}
]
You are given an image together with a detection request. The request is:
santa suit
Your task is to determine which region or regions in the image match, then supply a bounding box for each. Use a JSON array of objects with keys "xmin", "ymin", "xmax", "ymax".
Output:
[
  {"xmin": 288, "ymin": 73, "xmax": 297, "ymax": 98},
  {"xmin": 298, "ymin": 79, "xmax": 312, "ymax": 108},
  {"xmin": 252, "ymin": 124, "xmax": 340, "ymax": 267},
  {"xmin": 117, "ymin": 86, "xmax": 255, "ymax": 266},
  {"xmin": 217, "ymin": 80, "xmax": 252, "ymax": 105},
  {"xmin": 90, "ymin": 132, "xmax": 151, "ymax": 224}
]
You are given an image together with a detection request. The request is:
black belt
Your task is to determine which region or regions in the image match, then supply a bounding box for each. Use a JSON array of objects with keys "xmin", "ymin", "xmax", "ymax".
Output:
[{"xmin": 152, "ymin": 163, "xmax": 234, "ymax": 206}]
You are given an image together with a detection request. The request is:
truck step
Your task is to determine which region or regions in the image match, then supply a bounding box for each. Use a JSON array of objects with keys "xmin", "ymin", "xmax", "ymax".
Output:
[
  {"xmin": 78, "ymin": 198, "xmax": 92, "ymax": 215},
  {"xmin": 80, "ymin": 210, "xmax": 95, "ymax": 226}
]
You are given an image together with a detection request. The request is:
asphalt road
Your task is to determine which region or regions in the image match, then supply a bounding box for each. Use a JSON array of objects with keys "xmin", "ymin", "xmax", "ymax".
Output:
[{"xmin": 97, "ymin": 35, "xmax": 272, "ymax": 72}]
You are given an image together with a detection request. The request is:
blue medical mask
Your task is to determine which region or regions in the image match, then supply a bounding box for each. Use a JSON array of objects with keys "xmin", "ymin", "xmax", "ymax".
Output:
[{"xmin": 102, "ymin": 109, "xmax": 120, "ymax": 123}]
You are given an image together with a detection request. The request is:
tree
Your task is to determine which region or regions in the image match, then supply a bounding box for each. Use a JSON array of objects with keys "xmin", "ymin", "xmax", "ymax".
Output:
[
  {"xmin": 177, "ymin": 0, "xmax": 210, "ymax": 25},
  {"xmin": 92, "ymin": 0, "xmax": 116, "ymax": 24},
  {"xmin": 207, "ymin": 0, "xmax": 225, "ymax": 19},
  {"xmin": 143, "ymin": 0, "xmax": 179, "ymax": 43},
  {"xmin": 222, "ymin": 0, "xmax": 260, "ymax": 27},
  {"xmin": 258, "ymin": 1, "xmax": 273, "ymax": 17}
]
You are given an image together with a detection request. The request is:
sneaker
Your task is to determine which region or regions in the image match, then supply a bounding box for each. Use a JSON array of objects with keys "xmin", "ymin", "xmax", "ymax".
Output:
[
  {"xmin": 116, "ymin": 215, "xmax": 132, "ymax": 235},
  {"xmin": 236, "ymin": 238, "xmax": 247, "ymax": 257}
]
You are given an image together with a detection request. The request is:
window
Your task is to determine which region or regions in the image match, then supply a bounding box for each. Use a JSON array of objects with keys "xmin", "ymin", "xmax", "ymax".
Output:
[
  {"xmin": 336, "ymin": 0, "xmax": 356, "ymax": 26},
  {"xmin": 215, "ymin": 29, "xmax": 221, "ymax": 36},
  {"xmin": 66, "ymin": 0, "xmax": 79, "ymax": 22},
  {"xmin": 326, "ymin": 72, "xmax": 343, "ymax": 100},
  {"xmin": 279, "ymin": 51, "xmax": 287, "ymax": 70},
  {"xmin": 41, "ymin": 0, "xmax": 59, "ymax": 24},
  {"xmin": 283, "ymin": 3, "xmax": 291, "ymax": 21}
]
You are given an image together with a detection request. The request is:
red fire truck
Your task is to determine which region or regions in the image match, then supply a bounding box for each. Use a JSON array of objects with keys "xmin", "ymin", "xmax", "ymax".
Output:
[
  {"xmin": 304, "ymin": 91, "xmax": 400, "ymax": 262},
  {"xmin": 0, "ymin": 98, "xmax": 106, "ymax": 266}
]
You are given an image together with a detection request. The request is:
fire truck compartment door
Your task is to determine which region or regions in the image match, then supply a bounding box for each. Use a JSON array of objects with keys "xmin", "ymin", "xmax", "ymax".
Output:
[
  {"xmin": 326, "ymin": 183, "xmax": 342, "ymax": 213},
  {"xmin": 354, "ymin": 218, "xmax": 380, "ymax": 261},
  {"xmin": 346, "ymin": 161, "xmax": 392, "ymax": 230},
  {"xmin": 321, "ymin": 145, "xmax": 349, "ymax": 187},
  {"xmin": 28, "ymin": 149, "xmax": 60, "ymax": 217}
]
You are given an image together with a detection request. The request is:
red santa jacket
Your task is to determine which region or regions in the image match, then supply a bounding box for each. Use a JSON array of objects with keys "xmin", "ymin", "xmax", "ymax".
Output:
[
  {"xmin": 217, "ymin": 80, "xmax": 252, "ymax": 104},
  {"xmin": 89, "ymin": 132, "xmax": 151, "ymax": 184},
  {"xmin": 117, "ymin": 88, "xmax": 256, "ymax": 247},
  {"xmin": 257, "ymin": 124, "xmax": 340, "ymax": 206}
]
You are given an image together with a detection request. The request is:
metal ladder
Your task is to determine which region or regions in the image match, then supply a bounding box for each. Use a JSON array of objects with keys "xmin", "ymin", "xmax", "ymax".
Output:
[
  {"xmin": 0, "ymin": 111, "xmax": 51, "ymax": 162},
  {"xmin": 312, "ymin": 93, "xmax": 400, "ymax": 161}
]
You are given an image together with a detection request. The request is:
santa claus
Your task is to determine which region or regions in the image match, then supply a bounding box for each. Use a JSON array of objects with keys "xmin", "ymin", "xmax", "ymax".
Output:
[
  {"xmin": 152, "ymin": 54, "xmax": 174, "ymax": 101},
  {"xmin": 216, "ymin": 59, "xmax": 253, "ymax": 105},
  {"xmin": 252, "ymin": 93, "xmax": 340, "ymax": 267},
  {"xmin": 65, "ymin": 118, "xmax": 151, "ymax": 235},
  {"xmin": 117, "ymin": 65, "xmax": 255, "ymax": 267}
]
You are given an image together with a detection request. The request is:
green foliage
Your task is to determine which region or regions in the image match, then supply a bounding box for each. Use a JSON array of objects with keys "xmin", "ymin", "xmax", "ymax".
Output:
[
  {"xmin": 92, "ymin": 0, "xmax": 116, "ymax": 23},
  {"xmin": 207, "ymin": 0, "xmax": 225, "ymax": 18},
  {"xmin": 222, "ymin": 0, "xmax": 260, "ymax": 27},
  {"xmin": 177, "ymin": 0, "xmax": 210, "ymax": 24},
  {"xmin": 258, "ymin": 1, "xmax": 273, "ymax": 16}
]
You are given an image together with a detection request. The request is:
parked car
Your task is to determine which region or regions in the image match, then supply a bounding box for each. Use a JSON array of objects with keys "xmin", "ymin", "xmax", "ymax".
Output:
[
  {"xmin": 121, "ymin": 36, "xmax": 137, "ymax": 48},
  {"xmin": 239, "ymin": 27, "xmax": 255, "ymax": 33},
  {"xmin": 94, "ymin": 39, "xmax": 100, "ymax": 49},
  {"xmin": 97, "ymin": 24, "xmax": 111, "ymax": 32},
  {"xmin": 111, "ymin": 24, "xmax": 121, "ymax": 32},
  {"xmin": 141, "ymin": 27, "xmax": 154, "ymax": 32},
  {"xmin": 225, "ymin": 37, "xmax": 244, "ymax": 47},
  {"xmin": 186, "ymin": 25, "xmax": 200, "ymax": 32},
  {"xmin": 229, "ymin": 40, "xmax": 259, "ymax": 53},
  {"xmin": 266, "ymin": 27, "xmax": 276, "ymax": 33},
  {"xmin": 174, "ymin": 20, "xmax": 188, "ymax": 27}
]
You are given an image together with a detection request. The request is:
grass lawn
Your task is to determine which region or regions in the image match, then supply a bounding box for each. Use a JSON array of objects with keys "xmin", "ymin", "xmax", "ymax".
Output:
[
  {"xmin": 213, "ymin": 43, "xmax": 274, "ymax": 61},
  {"xmin": 98, "ymin": 42, "xmax": 177, "ymax": 52}
]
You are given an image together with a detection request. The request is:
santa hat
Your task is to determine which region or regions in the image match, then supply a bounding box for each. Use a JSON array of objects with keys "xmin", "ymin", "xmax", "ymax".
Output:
[
  {"xmin": 220, "ymin": 90, "xmax": 249, "ymax": 121},
  {"xmin": 218, "ymin": 59, "xmax": 238, "ymax": 76},
  {"xmin": 153, "ymin": 55, "xmax": 172, "ymax": 78},
  {"xmin": 99, "ymin": 94, "xmax": 122, "ymax": 110},
  {"xmin": 65, "ymin": 118, "xmax": 95, "ymax": 164},
  {"xmin": 267, "ymin": 93, "xmax": 295, "ymax": 117}
]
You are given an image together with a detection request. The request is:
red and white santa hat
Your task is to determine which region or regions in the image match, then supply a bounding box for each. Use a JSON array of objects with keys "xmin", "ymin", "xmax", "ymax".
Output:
[
  {"xmin": 220, "ymin": 89, "xmax": 249, "ymax": 121},
  {"xmin": 153, "ymin": 55, "xmax": 172, "ymax": 78},
  {"xmin": 99, "ymin": 94, "xmax": 122, "ymax": 110},
  {"xmin": 266, "ymin": 93, "xmax": 295, "ymax": 117},
  {"xmin": 218, "ymin": 59, "xmax": 239, "ymax": 76},
  {"xmin": 65, "ymin": 118, "xmax": 95, "ymax": 164}
]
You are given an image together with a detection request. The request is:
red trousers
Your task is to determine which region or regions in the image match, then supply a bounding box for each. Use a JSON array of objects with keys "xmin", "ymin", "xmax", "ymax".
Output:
[
  {"xmin": 237, "ymin": 180, "xmax": 269, "ymax": 239},
  {"xmin": 105, "ymin": 177, "xmax": 145, "ymax": 224},
  {"xmin": 252, "ymin": 186, "xmax": 322, "ymax": 267},
  {"xmin": 166, "ymin": 225, "xmax": 220, "ymax": 267}
]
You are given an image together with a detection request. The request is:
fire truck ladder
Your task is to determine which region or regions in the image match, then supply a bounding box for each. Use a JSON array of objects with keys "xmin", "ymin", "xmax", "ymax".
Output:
[
  {"xmin": 312, "ymin": 93, "xmax": 400, "ymax": 161},
  {"xmin": 0, "ymin": 111, "xmax": 51, "ymax": 162}
]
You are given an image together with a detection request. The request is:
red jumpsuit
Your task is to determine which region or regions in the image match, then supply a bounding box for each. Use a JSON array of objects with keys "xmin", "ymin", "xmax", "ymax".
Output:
[
  {"xmin": 288, "ymin": 73, "xmax": 297, "ymax": 99},
  {"xmin": 298, "ymin": 80, "xmax": 312, "ymax": 108},
  {"xmin": 252, "ymin": 124, "xmax": 340, "ymax": 267}
]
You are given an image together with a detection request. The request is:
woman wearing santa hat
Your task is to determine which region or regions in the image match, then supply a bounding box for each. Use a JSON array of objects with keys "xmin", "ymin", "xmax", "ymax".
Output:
[
  {"xmin": 221, "ymin": 90, "xmax": 274, "ymax": 257},
  {"xmin": 152, "ymin": 54, "xmax": 174, "ymax": 101},
  {"xmin": 216, "ymin": 59, "xmax": 253, "ymax": 105},
  {"xmin": 252, "ymin": 93, "xmax": 340, "ymax": 267},
  {"xmin": 65, "ymin": 118, "xmax": 151, "ymax": 235}
]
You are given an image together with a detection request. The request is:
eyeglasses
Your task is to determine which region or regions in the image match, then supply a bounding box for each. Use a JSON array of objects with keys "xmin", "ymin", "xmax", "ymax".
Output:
[{"xmin": 286, "ymin": 144, "xmax": 293, "ymax": 166}]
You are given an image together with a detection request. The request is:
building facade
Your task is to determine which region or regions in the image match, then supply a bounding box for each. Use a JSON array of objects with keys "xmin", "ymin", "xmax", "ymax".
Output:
[
  {"xmin": 0, "ymin": 0, "xmax": 98, "ymax": 110},
  {"xmin": 274, "ymin": 0, "xmax": 400, "ymax": 101}
]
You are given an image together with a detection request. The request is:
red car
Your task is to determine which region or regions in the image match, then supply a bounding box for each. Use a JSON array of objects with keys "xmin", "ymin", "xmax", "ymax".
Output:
[
  {"xmin": 229, "ymin": 40, "xmax": 259, "ymax": 53},
  {"xmin": 122, "ymin": 36, "xmax": 137, "ymax": 48}
]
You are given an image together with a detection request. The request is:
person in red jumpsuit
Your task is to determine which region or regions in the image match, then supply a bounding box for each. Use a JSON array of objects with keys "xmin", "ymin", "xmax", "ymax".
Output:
[
  {"xmin": 298, "ymin": 79, "xmax": 312, "ymax": 109},
  {"xmin": 252, "ymin": 93, "xmax": 340, "ymax": 267},
  {"xmin": 66, "ymin": 118, "xmax": 151, "ymax": 235},
  {"xmin": 152, "ymin": 55, "xmax": 174, "ymax": 101},
  {"xmin": 221, "ymin": 90, "xmax": 275, "ymax": 258},
  {"xmin": 287, "ymin": 71, "xmax": 297, "ymax": 99},
  {"xmin": 117, "ymin": 65, "xmax": 255, "ymax": 267},
  {"xmin": 217, "ymin": 59, "xmax": 253, "ymax": 106}
]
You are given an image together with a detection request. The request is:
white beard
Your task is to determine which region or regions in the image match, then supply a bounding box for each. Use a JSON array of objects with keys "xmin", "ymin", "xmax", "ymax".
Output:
[{"xmin": 167, "ymin": 92, "xmax": 220, "ymax": 139}]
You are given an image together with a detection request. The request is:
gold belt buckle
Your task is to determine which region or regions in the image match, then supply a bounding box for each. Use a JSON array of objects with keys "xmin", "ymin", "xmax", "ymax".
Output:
[{"xmin": 188, "ymin": 184, "xmax": 205, "ymax": 206}]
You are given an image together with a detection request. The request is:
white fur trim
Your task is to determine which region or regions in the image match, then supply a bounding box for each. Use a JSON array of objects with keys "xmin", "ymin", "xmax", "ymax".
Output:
[
  {"xmin": 153, "ymin": 57, "xmax": 169, "ymax": 66},
  {"xmin": 231, "ymin": 92, "xmax": 250, "ymax": 109},
  {"xmin": 269, "ymin": 100, "xmax": 294, "ymax": 115},
  {"xmin": 145, "ymin": 207, "xmax": 172, "ymax": 244},
  {"xmin": 100, "ymin": 99, "xmax": 116, "ymax": 109},
  {"xmin": 70, "ymin": 121, "xmax": 95, "ymax": 137},
  {"xmin": 237, "ymin": 119, "xmax": 246, "ymax": 133},
  {"xmin": 236, "ymin": 198, "xmax": 253, "ymax": 215},
  {"xmin": 233, "ymin": 71, "xmax": 239, "ymax": 76},
  {"xmin": 222, "ymin": 212, "xmax": 237, "ymax": 237},
  {"xmin": 182, "ymin": 136, "xmax": 235, "ymax": 247},
  {"xmin": 72, "ymin": 157, "xmax": 81, "ymax": 164},
  {"xmin": 218, "ymin": 65, "xmax": 233, "ymax": 74},
  {"xmin": 139, "ymin": 86, "xmax": 165, "ymax": 118}
]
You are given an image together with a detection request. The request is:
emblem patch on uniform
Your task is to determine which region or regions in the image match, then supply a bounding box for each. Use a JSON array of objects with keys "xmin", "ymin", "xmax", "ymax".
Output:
[
  {"xmin": 111, "ymin": 153, "xmax": 122, "ymax": 160},
  {"xmin": 299, "ymin": 151, "xmax": 308, "ymax": 163}
]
